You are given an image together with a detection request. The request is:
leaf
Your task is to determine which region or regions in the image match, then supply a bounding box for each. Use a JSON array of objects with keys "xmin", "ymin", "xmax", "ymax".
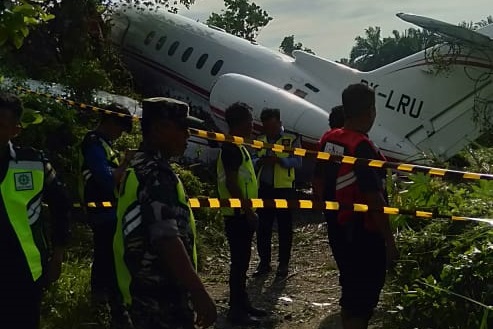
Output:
[
  {"xmin": 12, "ymin": 34, "xmax": 23, "ymax": 49},
  {"xmin": 21, "ymin": 109, "xmax": 44, "ymax": 128},
  {"xmin": 20, "ymin": 26, "xmax": 29, "ymax": 37}
]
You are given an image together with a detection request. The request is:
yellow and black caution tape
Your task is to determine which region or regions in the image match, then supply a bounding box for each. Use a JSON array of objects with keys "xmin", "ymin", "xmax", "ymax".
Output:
[
  {"xmin": 72, "ymin": 198, "xmax": 493, "ymax": 225},
  {"xmin": 15, "ymin": 86, "xmax": 141, "ymax": 122},
  {"xmin": 189, "ymin": 128, "xmax": 493, "ymax": 181},
  {"xmin": 14, "ymin": 86, "xmax": 493, "ymax": 181}
]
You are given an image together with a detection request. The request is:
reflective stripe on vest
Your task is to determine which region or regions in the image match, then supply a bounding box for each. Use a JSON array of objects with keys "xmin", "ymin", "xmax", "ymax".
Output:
[
  {"xmin": 217, "ymin": 144, "xmax": 258, "ymax": 216},
  {"xmin": 78, "ymin": 136, "xmax": 120, "ymax": 203},
  {"xmin": 176, "ymin": 178, "xmax": 197, "ymax": 271},
  {"xmin": 0, "ymin": 160, "xmax": 44, "ymax": 281},
  {"xmin": 257, "ymin": 133, "xmax": 297, "ymax": 188},
  {"xmin": 113, "ymin": 168, "xmax": 198, "ymax": 306},
  {"xmin": 323, "ymin": 128, "xmax": 386, "ymax": 230},
  {"xmin": 114, "ymin": 168, "xmax": 138, "ymax": 306}
]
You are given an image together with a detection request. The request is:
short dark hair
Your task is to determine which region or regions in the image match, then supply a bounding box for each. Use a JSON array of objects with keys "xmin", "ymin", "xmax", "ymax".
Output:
[
  {"xmin": 0, "ymin": 92, "xmax": 23, "ymax": 123},
  {"xmin": 224, "ymin": 102, "xmax": 253, "ymax": 129},
  {"xmin": 101, "ymin": 103, "xmax": 133, "ymax": 133},
  {"xmin": 260, "ymin": 108, "xmax": 280, "ymax": 122},
  {"xmin": 342, "ymin": 84, "xmax": 375, "ymax": 119},
  {"xmin": 329, "ymin": 105, "xmax": 344, "ymax": 129}
]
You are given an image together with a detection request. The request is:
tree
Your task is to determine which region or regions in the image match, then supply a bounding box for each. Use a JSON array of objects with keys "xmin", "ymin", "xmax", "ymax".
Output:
[
  {"xmin": 206, "ymin": 0, "xmax": 272, "ymax": 41},
  {"xmin": 279, "ymin": 35, "xmax": 314, "ymax": 57},
  {"xmin": 0, "ymin": 0, "xmax": 54, "ymax": 49}
]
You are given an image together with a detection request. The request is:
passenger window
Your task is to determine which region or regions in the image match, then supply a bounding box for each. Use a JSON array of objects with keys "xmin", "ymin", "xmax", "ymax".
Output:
[
  {"xmin": 144, "ymin": 31, "xmax": 156, "ymax": 45},
  {"xmin": 156, "ymin": 36, "xmax": 167, "ymax": 50},
  {"xmin": 182, "ymin": 47, "xmax": 194, "ymax": 62},
  {"xmin": 196, "ymin": 54, "xmax": 208, "ymax": 69},
  {"xmin": 168, "ymin": 41, "xmax": 180, "ymax": 56},
  {"xmin": 211, "ymin": 60, "xmax": 224, "ymax": 76}
]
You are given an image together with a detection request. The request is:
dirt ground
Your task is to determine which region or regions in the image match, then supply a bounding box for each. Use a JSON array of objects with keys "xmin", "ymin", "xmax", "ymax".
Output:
[{"xmin": 201, "ymin": 210, "xmax": 384, "ymax": 329}]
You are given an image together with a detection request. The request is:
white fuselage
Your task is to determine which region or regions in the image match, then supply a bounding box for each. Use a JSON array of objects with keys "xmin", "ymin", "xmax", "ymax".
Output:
[{"xmin": 111, "ymin": 7, "xmax": 493, "ymax": 161}]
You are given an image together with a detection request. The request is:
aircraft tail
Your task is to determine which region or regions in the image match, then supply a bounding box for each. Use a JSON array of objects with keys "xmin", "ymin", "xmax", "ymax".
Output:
[{"xmin": 363, "ymin": 41, "xmax": 493, "ymax": 161}]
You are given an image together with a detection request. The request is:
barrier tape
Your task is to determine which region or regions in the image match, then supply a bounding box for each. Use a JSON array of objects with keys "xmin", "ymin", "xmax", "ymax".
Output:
[
  {"xmin": 15, "ymin": 86, "xmax": 141, "ymax": 122},
  {"xmin": 72, "ymin": 198, "xmax": 493, "ymax": 225},
  {"xmin": 14, "ymin": 86, "xmax": 493, "ymax": 181}
]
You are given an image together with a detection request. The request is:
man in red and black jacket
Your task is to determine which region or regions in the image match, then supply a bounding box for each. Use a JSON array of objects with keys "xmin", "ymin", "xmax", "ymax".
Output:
[{"xmin": 313, "ymin": 83, "xmax": 398, "ymax": 329}]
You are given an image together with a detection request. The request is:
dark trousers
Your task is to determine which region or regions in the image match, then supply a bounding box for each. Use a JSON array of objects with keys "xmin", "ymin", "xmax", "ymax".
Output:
[
  {"xmin": 257, "ymin": 186, "xmax": 295, "ymax": 266},
  {"xmin": 89, "ymin": 213, "xmax": 118, "ymax": 298},
  {"xmin": 224, "ymin": 214, "xmax": 255, "ymax": 310},
  {"xmin": 88, "ymin": 211, "xmax": 127, "ymax": 321},
  {"xmin": 0, "ymin": 280, "xmax": 42, "ymax": 329},
  {"xmin": 325, "ymin": 213, "xmax": 386, "ymax": 318}
]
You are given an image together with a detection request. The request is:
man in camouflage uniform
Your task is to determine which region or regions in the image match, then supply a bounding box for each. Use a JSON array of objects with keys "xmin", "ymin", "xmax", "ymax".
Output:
[{"xmin": 114, "ymin": 97, "xmax": 217, "ymax": 329}]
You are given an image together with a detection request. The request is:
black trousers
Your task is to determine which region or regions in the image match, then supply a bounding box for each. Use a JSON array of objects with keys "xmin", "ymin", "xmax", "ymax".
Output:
[
  {"xmin": 89, "ymin": 212, "xmax": 119, "ymax": 299},
  {"xmin": 0, "ymin": 280, "xmax": 42, "ymax": 329},
  {"xmin": 256, "ymin": 186, "xmax": 295, "ymax": 266},
  {"xmin": 224, "ymin": 214, "xmax": 255, "ymax": 310},
  {"xmin": 325, "ymin": 213, "xmax": 387, "ymax": 318}
]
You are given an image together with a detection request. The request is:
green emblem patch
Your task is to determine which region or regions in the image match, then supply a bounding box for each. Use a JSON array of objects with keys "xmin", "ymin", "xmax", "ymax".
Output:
[{"xmin": 14, "ymin": 172, "xmax": 34, "ymax": 191}]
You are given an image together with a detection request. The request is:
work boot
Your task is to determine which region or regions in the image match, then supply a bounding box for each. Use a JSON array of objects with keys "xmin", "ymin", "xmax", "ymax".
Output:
[
  {"xmin": 246, "ymin": 305, "xmax": 269, "ymax": 317},
  {"xmin": 227, "ymin": 308, "xmax": 261, "ymax": 326},
  {"xmin": 252, "ymin": 262, "xmax": 272, "ymax": 277}
]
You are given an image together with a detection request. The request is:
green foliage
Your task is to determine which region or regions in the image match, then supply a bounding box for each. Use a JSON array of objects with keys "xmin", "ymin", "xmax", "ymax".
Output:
[
  {"xmin": 349, "ymin": 27, "xmax": 441, "ymax": 71},
  {"xmin": 40, "ymin": 222, "xmax": 108, "ymax": 329},
  {"xmin": 384, "ymin": 171, "xmax": 493, "ymax": 329},
  {"xmin": 0, "ymin": 0, "xmax": 54, "ymax": 49},
  {"xmin": 206, "ymin": 0, "xmax": 272, "ymax": 41},
  {"xmin": 172, "ymin": 163, "xmax": 226, "ymax": 269},
  {"xmin": 279, "ymin": 35, "xmax": 315, "ymax": 57}
]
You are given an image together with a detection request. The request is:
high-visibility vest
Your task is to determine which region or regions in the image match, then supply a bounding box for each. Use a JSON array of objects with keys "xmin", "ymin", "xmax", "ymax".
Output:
[
  {"xmin": 0, "ymin": 153, "xmax": 45, "ymax": 281},
  {"xmin": 320, "ymin": 128, "xmax": 386, "ymax": 231},
  {"xmin": 256, "ymin": 133, "xmax": 297, "ymax": 188},
  {"xmin": 113, "ymin": 168, "xmax": 197, "ymax": 306},
  {"xmin": 78, "ymin": 132, "xmax": 119, "ymax": 203},
  {"xmin": 217, "ymin": 144, "xmax": 258, "ymax": 216}
]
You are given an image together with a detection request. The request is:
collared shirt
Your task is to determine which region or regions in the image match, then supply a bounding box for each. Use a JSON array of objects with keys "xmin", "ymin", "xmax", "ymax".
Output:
[
  {"xmin": 80, "ymin": 130, "xmax": 117, "ymax": 203},
  {"xmin": 124, "ymin": 143, "xmax": 194, "ymax": 311},
  {"xmin": 0, "ymin": 141, "xmax": 71, "ymax": 285},
  {"xmin": 253, "ymin": 128, "xmax": 302, "ymax": 187}
]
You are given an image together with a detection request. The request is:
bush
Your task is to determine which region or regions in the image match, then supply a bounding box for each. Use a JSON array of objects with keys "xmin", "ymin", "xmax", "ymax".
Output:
[{"xmin": 383, "ymin": 171, "xmax": 493, "ymax": 329}]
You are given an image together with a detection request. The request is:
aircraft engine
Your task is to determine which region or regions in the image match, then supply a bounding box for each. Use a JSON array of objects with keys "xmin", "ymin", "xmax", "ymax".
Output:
[{"xmin": 209, "ymin": 73, "xmax": 331, "ymax": 146}]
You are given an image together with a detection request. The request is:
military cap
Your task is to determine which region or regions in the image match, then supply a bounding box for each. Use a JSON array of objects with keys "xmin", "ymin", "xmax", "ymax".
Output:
[{"xmin": 142, "ymin": 97, "xmax": 202, "ymax": 127}]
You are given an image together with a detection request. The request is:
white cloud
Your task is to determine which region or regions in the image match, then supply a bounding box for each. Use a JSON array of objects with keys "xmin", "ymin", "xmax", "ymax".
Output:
[{"xmin": 179, "ymin": 0, "xmax": 493, "ymax": 60}]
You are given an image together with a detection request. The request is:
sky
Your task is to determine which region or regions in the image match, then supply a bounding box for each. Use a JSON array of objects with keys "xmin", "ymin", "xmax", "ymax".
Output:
[{"xmin": 178, "ymin": 0, "xmax": 492, "ymax": 61}]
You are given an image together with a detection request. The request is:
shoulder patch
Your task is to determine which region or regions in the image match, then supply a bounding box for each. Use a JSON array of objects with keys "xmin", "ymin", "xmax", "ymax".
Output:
[{"xmin": 323, "ymin": 142, "xmax": 344, "ymax": 156}]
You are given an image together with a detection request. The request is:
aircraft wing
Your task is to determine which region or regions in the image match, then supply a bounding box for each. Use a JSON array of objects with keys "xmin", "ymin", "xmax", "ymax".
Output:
[{"xmin": 397, "ymin": 13, "xmax": 493, "ymax": 48}]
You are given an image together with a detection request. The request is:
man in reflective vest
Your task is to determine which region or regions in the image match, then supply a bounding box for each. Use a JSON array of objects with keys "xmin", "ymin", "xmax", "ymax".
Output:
[
  {"xmin": 217, "ymin": 102, "xmax": 268, "ymax": 326},
  {"xmin": 78, "ymin": 103, "xmax": 133, "ymax": 327},
  {"xmin": 313, "ymin": 84, "xmax": 398, "ymax": 329},
  {"xmin": 252, "ymin": 108, "xmax": 301, "ymax": 278},
  {"xmin": 0, "ymin": 92, "xmax": 71, "ymax": 329},
  {"xmin": 113, "ymin": 97, "xmax": 216, "ymax": 329}
]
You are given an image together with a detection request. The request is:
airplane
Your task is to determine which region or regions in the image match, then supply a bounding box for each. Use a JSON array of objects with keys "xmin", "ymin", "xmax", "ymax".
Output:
[{"xmin": 109, "ymin": 8, "xmax": 491, "ymax": 163}]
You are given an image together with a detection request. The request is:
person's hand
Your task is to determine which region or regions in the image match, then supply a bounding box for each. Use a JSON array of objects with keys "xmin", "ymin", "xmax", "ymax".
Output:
[
  {"xmin": 123, "ymin": 149, "xmax": 137, "ymax": 164},
  {"xmin": 43, "ymin": 248, "xmax": 64, "ymax": 286},
  {"xmin": 190, "ymin": 288, "xmax": 217, "ymax": 328},
  {"xmin": 245, "ymin": 209, "xmax": 259, "ymax": 231}
]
